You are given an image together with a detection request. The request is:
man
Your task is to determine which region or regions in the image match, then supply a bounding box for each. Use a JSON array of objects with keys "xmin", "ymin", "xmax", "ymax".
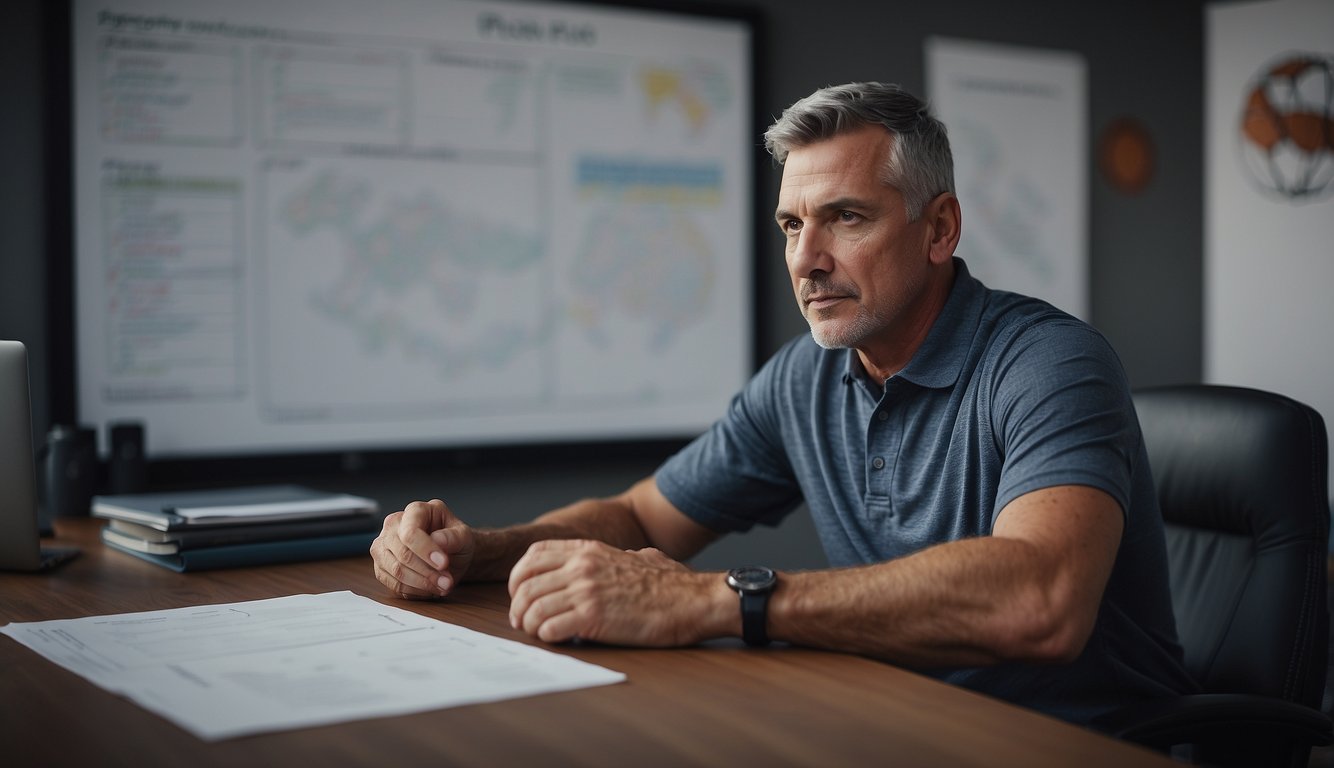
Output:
[{"xmin": 371, "ymin": 82, "xmax": 1196, "ymax": 723}]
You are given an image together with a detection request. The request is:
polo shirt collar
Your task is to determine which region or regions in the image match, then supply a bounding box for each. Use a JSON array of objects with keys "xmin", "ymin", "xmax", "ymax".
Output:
[{"xmin": 840, "ymin": 258, "xmax": 986, "ymax": 391}]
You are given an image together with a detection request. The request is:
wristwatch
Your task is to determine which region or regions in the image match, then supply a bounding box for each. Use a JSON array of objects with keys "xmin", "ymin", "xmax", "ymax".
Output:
[{"xmin": 726, "ymin": 566, "xmax": 777, "ymax": 647}]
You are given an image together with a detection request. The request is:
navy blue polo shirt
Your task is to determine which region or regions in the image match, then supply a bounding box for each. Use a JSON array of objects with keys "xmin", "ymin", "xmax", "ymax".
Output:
[{"xmin": 655, "ymin": 259, "xmax": 1196, "ymax": 723}]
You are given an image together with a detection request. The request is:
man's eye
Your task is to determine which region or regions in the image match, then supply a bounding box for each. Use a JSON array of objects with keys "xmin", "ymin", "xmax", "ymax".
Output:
[
  {"xmin": 781, "ymin": 219, "xmax": 802, "ymax": 233},
  {"xmin": 837, "ymin": 211, "xmax": 860, "ymax": 223}
]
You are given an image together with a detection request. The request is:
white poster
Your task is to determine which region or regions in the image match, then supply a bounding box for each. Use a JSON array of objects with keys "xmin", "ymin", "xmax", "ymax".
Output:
[
  {"xmin": 926, "ymin": 38, "xmax": 1088, "ymax": 319},
  {"xmin": 1205, "ymin": 0, "xmax": 1334, "ymax": 505}
]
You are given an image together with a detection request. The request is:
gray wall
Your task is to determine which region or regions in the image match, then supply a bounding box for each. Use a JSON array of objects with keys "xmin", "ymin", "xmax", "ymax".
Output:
[
  {"xmin": 0, "ymin": 0, "xmax": 1207, "ymax": 571},
  {"xmin": 748, "ymin": 0, "xmax": 1205, "ymax": 383},
  {"xmin": 1, "ymin": 0, "xmax": 51, "ymax": 450}
]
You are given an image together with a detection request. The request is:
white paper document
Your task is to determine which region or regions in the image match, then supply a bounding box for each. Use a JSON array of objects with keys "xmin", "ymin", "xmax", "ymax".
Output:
[
  {"xmin": 0, "ymin": 591, "xmax": 625, "ymax": 740},
  {"xmin": 174, "ymin": 494, "xmax": 375, "ymax": 520}
]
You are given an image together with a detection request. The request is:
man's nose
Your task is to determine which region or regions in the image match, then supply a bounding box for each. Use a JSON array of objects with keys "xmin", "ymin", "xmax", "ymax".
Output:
[{"xmin": 787, "ymin": 226, "xmax": 834, "ymax": 278}]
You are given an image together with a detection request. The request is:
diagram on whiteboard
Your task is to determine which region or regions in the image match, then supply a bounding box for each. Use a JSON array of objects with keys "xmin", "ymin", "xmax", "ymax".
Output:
[{"xmin": 74, "ymin": 0, "xmax": 753, "ymax": 455}]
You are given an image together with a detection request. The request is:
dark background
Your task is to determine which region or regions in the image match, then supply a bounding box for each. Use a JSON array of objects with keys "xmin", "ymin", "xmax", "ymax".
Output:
[{"xmin": 0, "ymin": 0, "xmax": 1210, "ymax": 569}]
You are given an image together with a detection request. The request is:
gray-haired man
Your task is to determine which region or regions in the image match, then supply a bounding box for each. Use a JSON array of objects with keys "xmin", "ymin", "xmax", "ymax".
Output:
[{"xmin": 371, "ymin": 82, "xmax": 1196, "ymax": 723}]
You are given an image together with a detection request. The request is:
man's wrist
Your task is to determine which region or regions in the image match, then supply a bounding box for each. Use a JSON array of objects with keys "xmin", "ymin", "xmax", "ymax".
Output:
[
  {"xmin": 463, "ymin": 527, "xmax": 523, "ymax": 582},
  {"xmin": 678, "ymin": 571, "xmax": 744, "ymax": 645},
  {"xmin": 468, "ymin": 523, "xmax": 594, "ymax": 582}
]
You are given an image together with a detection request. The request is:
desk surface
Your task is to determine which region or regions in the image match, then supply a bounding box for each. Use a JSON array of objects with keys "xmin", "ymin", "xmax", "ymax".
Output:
[{"xmin": 1, "ymin": 519, "xmax": 1174, "ymax": 767}]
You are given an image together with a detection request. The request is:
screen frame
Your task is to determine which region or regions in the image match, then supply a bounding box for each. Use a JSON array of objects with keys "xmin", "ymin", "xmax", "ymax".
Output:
[{"xmin": 47, "ymin": 0, "xmax": 765, "ymax": 484}]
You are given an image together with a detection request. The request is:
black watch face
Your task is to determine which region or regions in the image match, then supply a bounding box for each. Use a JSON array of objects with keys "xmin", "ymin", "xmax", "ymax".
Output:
[{"xmin": 727, "ymin": 566, "xmax": 776, "ymax": 592}]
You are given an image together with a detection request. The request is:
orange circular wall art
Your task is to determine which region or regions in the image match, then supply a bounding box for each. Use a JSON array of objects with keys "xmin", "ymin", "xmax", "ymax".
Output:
[{"xmin": 1098, "ymin": 117, "xmax": 1155, "ymax": 195}]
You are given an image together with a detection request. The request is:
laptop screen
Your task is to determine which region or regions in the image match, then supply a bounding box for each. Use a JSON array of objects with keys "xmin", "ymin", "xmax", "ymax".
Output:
[
  {"xmin": 0, "ymin": 340, "xmax": 44, "ymax": 570},
  {"xmin": 0, "ymin": 341, "xmax": 78, "ymax": 571}
]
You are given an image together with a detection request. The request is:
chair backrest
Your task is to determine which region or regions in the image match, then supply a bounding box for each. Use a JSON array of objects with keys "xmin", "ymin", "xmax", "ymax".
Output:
[{"xmin": 1133, "ymin": 385, "xmax": 1329, "ymax": 709}]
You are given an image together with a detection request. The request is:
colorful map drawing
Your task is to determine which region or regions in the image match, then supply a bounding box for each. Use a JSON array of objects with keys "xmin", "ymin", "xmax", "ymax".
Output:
[
  {"xmin": 569, "ymin": 157, "xmax": 719, "ymax": 350},
  {"xmin": 639, "ymin": 62, "xmax": 732, "ymax": 134},
  {"xmin": 278, "ymin": 169, "xmax": 544, "ymax": 377}
]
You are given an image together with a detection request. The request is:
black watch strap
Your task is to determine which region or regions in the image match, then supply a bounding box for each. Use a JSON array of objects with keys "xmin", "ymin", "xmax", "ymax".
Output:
[
  {"xmin": 728, "ymin": 566, "xmax": 776, "ymax": 647},
  {"xmin": 739, "ymin": 588, "xmax": 771, "ymax": 647}
]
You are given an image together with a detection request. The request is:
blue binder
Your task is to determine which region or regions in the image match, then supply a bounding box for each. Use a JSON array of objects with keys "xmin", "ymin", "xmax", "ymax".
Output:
[{"xmin": 101, "ymin": 529, "xmax": 377, "ymax": 572}]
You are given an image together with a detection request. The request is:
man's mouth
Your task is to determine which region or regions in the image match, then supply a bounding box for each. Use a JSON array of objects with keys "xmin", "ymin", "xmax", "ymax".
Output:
[{"xmin": 805, "ymin": 295, "xmax": 847, "ymax": 310}]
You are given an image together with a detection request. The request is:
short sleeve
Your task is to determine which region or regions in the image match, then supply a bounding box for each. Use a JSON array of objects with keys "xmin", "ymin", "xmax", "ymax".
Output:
[
  {"xmin": 655, "ymin": 345, "xmax": 804, "ymax": 533},
  {"xmin": 989, "ymin": 319, "xmax": 1139, "ymax": 519}
]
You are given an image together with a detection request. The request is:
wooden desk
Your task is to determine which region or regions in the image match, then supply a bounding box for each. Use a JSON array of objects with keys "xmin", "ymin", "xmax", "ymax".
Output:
[{"xmin": 2, "ymin": 519, "xmax": 1173, "ymax": 767}]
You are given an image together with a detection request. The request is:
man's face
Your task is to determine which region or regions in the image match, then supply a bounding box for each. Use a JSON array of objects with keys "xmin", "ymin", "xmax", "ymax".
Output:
[{"xmin": 775, "ymin": 125, "xmax": 935, "ymax": 351}]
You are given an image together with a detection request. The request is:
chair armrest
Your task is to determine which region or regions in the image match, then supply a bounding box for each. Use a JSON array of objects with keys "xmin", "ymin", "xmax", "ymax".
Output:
[{"xmin": 1092, "ymin": 693, "xmax": 1333, "ymax": 749}]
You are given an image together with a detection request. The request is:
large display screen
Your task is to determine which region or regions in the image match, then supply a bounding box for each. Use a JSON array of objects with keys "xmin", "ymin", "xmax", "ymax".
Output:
[{"xmin": 71, "ymin": 0, "xmax": 756, "ymax": 459}]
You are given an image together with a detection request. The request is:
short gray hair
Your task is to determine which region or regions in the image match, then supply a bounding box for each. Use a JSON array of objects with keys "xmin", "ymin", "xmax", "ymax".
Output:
[{"xmin": 763, "ymin": 82, "xmax": 955, "ymax": 221}]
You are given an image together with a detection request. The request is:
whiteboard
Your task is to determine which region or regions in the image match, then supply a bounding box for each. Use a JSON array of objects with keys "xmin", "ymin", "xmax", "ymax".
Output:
[{"xmin": 71, "ymin": 0, "xmax": 755, "ymax": 458}]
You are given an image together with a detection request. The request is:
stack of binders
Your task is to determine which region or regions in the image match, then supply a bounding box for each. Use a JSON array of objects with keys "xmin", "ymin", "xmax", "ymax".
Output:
[{"xmin": 92, "ymin": 484, "xmax": 383, "ymax": 572}]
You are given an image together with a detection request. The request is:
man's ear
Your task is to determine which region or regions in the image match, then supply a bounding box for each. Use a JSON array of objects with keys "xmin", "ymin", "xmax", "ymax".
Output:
[{"xmin": 923, "ymin": 193, "xmax": 961, "ymax": 266}]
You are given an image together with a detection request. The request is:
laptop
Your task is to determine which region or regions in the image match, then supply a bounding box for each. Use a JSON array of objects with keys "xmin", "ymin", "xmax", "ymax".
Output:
[{"xmin": 0, "ymin": 340, "xmax": 79, "ymax": 571}]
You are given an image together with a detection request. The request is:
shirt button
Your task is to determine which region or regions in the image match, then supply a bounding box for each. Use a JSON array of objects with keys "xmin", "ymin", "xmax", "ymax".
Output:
[
  {"xmin": 871, "ymin": 457, "xmax": 886, "ymax": 470},
  {"xmin": 877, "ymin": 411, "xmax": 890, "ymax": 422}
]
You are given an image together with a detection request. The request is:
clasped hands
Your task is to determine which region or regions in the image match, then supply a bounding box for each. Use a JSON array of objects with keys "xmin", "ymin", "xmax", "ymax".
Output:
[{"xmin": 370, "ymin": 499, "xmax": 717, "ymax": 647}]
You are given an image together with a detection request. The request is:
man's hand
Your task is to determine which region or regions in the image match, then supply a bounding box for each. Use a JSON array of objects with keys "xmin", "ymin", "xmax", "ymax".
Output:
[
  {"xmin": 507, "ymin": 540, "xmax": 726, "ymax": 647},
  {"xmin": 371, "ymin": 499, "xmax": 475, "ymax": 600}
]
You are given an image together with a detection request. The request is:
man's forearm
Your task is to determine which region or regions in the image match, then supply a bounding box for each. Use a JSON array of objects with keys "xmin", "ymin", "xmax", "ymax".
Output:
[
  {"xmin": 465, "ymin": 495, "xmax": 652, "ymax": 582},
  {"xmin": 771, "ymin": 537, "xmax": 1055, "ymax": 667},
  {"xmin": 769, "ymin": 484, "xmax": 1122, "ymax": 667}
]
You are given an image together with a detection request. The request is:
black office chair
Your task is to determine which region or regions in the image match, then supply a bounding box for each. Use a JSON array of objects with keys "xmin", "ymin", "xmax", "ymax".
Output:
[{"xmin": 1094, "ymin": 385, "xmax": 1332, "ymax": 766}]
